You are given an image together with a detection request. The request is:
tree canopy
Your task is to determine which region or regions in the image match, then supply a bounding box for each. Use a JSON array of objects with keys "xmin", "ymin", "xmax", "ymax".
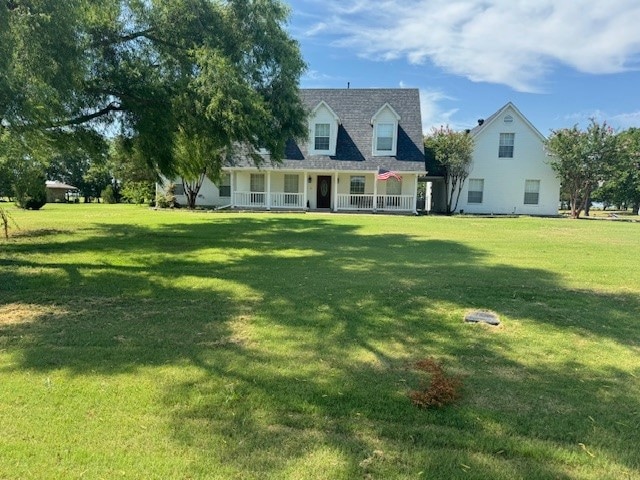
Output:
[
  {"xmin": 424, "ymin": 126, "xmax": 474, "ymax": 214},
  {"xmin": 545, "ymin": 120, "xmax": 618, "ymax": 218},
  {"xmin": 0, "ymin": 0, "xmax": 307, "ymax": 181},
  {"xmin": 597, "ymin": 128, "xmax": 640, "ymax": 214}
]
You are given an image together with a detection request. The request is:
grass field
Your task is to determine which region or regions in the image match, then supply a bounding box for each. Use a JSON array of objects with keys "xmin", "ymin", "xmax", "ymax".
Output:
[{"xmin": 1, "ymin": 204, "xmax": 639, "ymax": 479}]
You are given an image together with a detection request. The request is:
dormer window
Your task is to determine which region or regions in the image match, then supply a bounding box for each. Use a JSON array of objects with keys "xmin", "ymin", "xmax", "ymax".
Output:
[
  {"xmin": 376, "ymin": 123, "xmax": 394, "ymax": 151},
  {"xmin": 371, "ymin": 103, "xmax": 400, "ymax": 156},
  {"xmin": 309, "ymin": 101, "xmax": 340, "ymax": 155},
  {"xmin": 314, "ymin": 123, "xmax": 330, "ymax": 150}
]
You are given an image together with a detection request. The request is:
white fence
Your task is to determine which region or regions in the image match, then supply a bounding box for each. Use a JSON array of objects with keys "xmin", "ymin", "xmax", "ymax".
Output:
[
  {"xmin": 337, "ymin": 194, "xmax": 414, "ymax": 211},
  {"xmin": 270, "ymin": 192, "xmax": 304, "ymax": 208},
  {"xmin": 234, "ymin": 191, "xmax": 305, "ymax": 209},
  {"xmin": 234, "ymin": 191, "xmax": 266, "ymax": 207},
  {"xmin": 233, "ymin": 192, "xmax": 414, "ymax": 211}
]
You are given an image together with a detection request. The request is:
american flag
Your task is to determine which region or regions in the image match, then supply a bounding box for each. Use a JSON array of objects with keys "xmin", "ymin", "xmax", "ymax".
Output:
[{"xmin": 377, "ymin": 168, "xmax": 402, "ymax": 181}]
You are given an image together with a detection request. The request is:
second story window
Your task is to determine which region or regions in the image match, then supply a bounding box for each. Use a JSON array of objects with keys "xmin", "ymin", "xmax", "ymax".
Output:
[
  {"xmin": 309, "ymin": 101, "xmax": 340, "ymax": 155},
  {"xmin": 499, "ymin": 133, "xmax": 515, "ymax": 158},
  {"xmin": 371, "ymin": 103, "xmax": 400, "ymax": 156},
  {"xmin": 376, "ymin": 123, "xmax": 394, "ymax": 151},
  {"xmin": 314, "ymin": 123, "xmax": 330, "ymax": 151}
]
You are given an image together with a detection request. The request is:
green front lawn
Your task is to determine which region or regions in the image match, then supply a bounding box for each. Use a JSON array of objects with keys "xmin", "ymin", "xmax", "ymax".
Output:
[{"xmin": 1, "ymin": 204, "xmax": 639, "ymax": 479}]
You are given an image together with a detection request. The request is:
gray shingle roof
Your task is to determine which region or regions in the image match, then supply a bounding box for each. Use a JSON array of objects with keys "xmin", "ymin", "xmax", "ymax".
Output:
[{"xmin": 232, "ymin": 89, "xmax": 426, "ymax": 173}]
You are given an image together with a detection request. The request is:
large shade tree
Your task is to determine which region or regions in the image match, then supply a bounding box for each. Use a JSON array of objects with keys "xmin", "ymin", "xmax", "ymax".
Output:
[
  {"xmin": 596, "ymin": 128, "xmax": 640, "ymax": 214},
  {"xmin": 545, "ymin": 120, "xmax": 618, "ymax": 219},
  {"xmin": 0, "ymin": 0, "xmax": 307, "ymax": 184}
]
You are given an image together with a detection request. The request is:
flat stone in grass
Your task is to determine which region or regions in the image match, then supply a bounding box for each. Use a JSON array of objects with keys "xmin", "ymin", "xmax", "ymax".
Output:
[{"xmin": 464, "ymin": 310, "xmax": 500, "ymax": 326}]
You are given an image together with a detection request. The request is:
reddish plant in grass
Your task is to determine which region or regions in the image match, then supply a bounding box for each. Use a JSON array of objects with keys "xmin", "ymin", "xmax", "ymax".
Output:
[{"xmin": 409, "ymin": 357, "xmax": 463, "ymax": 409}]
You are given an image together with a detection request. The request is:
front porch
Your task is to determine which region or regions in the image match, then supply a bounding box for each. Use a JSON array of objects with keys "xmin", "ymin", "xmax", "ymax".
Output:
[{"xmin": 228, "ymin": 169, "xmax": 419, "ymax": 214}]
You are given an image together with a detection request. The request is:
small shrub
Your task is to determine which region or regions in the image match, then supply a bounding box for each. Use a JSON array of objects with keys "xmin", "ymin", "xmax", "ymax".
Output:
[
  {"xmin": 14, "ymin": 168, "xmax": 47, "ymax": 210},
  {"xmin": 0, "ymin": 206, "xmax": 16, "ymax": 239},
  {"xmin": 408, "ymin": 357, "xmax": 462, "ymax": 409},
  {"xmin": 101, "ymin": 184, "xmax": 118, "ymax": 204},
  {"xmin": 156, "ymin": 183, "xmax": 177, "ymax": 208},
  {"xmin": 22, "ymin": 194, "xmax": 47, "ymax": 210},
  {"xmin": 121, "ymin": 181, "xmax": 155, "ymax": 204}
]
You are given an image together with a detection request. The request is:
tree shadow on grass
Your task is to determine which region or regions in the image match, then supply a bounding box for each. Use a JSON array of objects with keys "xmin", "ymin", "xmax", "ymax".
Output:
[{"xmin": 1, "ymin": 216, "xmax": 639, "ymax": 478}]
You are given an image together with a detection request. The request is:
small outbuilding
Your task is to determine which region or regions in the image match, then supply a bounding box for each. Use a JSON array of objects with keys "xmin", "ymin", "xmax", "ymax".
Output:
[{"xmin": 45, "ymin": 181, "xmax": 79, "ymax": 203}]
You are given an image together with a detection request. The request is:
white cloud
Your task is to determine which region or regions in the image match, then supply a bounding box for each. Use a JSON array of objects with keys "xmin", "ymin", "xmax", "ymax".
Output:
[
  {"xmin": 401, "ymin": 84, "xmax": 462, "ymax": 133},
  {"xmin": 303, "ymin": 22, "xmax": 328, "ymax": 37},
  {"xmin": 304, "ymin": 69, "xmax": 333, "ymax": 81},
  {"xmin": 316, "ymin": 0, "xmax": 640, "ymax": 92},
  {"xmin": 564, "ymin": 110, "xmax": 640, "ymax": 130},
  {"xmin": 611, "ymin": 111, "xmax": 640, "ymax": 129}
]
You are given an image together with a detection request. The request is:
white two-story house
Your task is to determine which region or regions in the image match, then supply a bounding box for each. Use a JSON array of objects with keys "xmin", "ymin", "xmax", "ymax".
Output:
[
  {"xmin": 430, "ymin": 103, "xmax": 560, "ymax": 216},
  {"xmin": 161, "ymin": 88, "xmax": 427, "ymax": 213}
]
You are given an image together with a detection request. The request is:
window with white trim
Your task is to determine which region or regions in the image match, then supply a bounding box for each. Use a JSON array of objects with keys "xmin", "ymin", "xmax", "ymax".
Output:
[
  {"xmin": 371, "ymin": 103, "xmax": 400, "ymax": 156},
  {"xmin": 385, "ymin": 177, "xmax": 402, "ymax": 207},
  {"xmin": 467, "ymin": 178, "xmax": 484, "ymax": 204},
  {"xmin": 284, "ymin": 174, "xmax": 299, "ymax": 193},
  {"xmin": 173, "ymin": 183, "xmax": 185, "ymax": 195},
  {"xmin": 376, "ymin": 123, "xmax": 394, "ymax": 152},
  {"xmin": 524, "ymin": 179, "xmax": 540, "ymax": 205},
  {"xmin": 284, "ymin": 174, "xmax": 299, "ymax": 205},
  {"xmin": 250, "ymin": 174, "xmax": 264, "ymax": 192},
  {"xmin": 314, "ymin": 123, "xmax": 330, "ymax": 151},
  {"xmin": 250, "ymin": 173, "xmax": 265, "ymax": 205},
  {"xmin": 350, "ymin": 176, "xmax": 365, "ymax": 195},
  {"xmin": 218, "ymin": 173, "xmax": 231, "ymax": 197},
  {"xmin": 499, "ymin": 133, "xmax": 515, "ymax": 158},
  {"xmin": 386, "ymin": 177, "xmax": 402, "ymax": 196},
  {"xmin": 309, "ymin": 101, "xmax": 339, "ymax": 155}
]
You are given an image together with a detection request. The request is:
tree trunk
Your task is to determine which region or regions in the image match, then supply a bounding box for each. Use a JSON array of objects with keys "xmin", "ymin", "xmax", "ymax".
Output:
[
  {"xmin": 185, "ymin": 188, "xmax": 197, "ymax": 209},
  {"xmin": 183, "ymin": 172, "xmax": 206, "ymax": 210},
  {"xmin": 583, "ymin": 191, "xmax": 591, "ymax": 216},
  {"xmin": 632, "ymin": 203, "xmax": 639, "ymax": 215},
  {"xmin": 570, "ymin": 193, "xmax": 581, "ymax": 218},
  {"xmin": 451, "ymin": 176, "xmax": 466, "ymax": 213},
  {"xmin": 443, "ymin": 172, "xmax": 452, "ymax": 214}
]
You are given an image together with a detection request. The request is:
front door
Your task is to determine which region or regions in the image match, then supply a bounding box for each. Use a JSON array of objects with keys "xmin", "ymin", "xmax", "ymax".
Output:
[{"xmin": 316, "ymin": 176, "xmax": 332, "ymax": 209}]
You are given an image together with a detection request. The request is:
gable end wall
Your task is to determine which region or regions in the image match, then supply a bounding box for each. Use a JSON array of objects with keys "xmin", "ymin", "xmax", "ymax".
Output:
[{"xmin": 456, "ymin": 106, "xmax": 560, "ymax": 215}]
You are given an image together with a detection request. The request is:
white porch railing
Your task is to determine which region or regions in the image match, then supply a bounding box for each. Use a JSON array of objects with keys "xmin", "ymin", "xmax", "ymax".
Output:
[
  {"xmin": 270, "ymin": 192, "xmax": 305, "ymax": 208},
  {"xmin": 337, "ymin": 194, "xmax": 374, "ymax": 210},
  {"xmin": 234, "ymin": 191, "xmax": 267, "ymax": 207},
  {"xmin": 337, "ymin": 194, "xmax": 414, "ymax": 211},
  {"xmin": 376, "ymin": 195, "xmax": 414, "ymax": 211},
  {"xmin": 233, "ymin": 191, "xmax": 305, "ymax": 209}
]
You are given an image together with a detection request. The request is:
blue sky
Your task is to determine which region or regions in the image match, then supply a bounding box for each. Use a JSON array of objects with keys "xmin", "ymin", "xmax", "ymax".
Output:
[{"xmin": 286, "ymin": 0, "xmax": 640, "ymax": 135}]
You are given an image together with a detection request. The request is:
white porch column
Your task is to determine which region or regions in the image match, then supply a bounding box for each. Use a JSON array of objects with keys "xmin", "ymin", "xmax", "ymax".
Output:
[
  {"xmin": 303, "ymin": 171, "xmax": 308, "ymax": 210},
  {"xmin": 373, "ymin": 171, "xmax": 378, "ymax": 213},
  {"xmin": 333, "ymin": 171, "xmax": 338, "ymax": 212},
  {"xmin": 413, "ymin": 174, "xmax": 418, "ymax": 214},
  {"xmin": 230, "ymin": 170, "xmax": 235, "ymax": 208},
  {"xmin": 266, "ymin": 171, "xmax": 271, "ymax": 210}
]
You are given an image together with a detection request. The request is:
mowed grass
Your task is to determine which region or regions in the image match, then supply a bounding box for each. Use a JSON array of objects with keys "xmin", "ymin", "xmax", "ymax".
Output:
[{"xmin": 1, "ymin": 204, "xmax": 639, "ymax": 479}]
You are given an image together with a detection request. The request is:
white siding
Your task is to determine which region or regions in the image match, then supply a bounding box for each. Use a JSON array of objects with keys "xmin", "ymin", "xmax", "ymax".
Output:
[
  {"xmin": 455, "ymin": 105, "xmax": 560, "ymax": 216},
  {"xmin": 160, "ymin": 176, "xmax": 228, "ymax": 207}
]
